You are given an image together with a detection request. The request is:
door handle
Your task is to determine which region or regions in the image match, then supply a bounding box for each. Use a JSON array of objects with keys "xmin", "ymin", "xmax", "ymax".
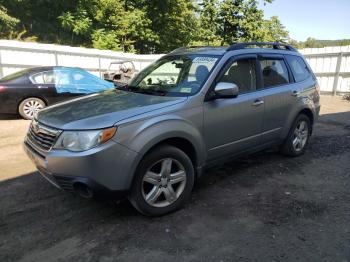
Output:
[
  {"xmin": 252, "ymin": 99, "xmax": 264, "ymax": 106},
  {"xmin": 38, "ymin": 86, "xmax": 48, "ymax": 89},
  {"xmin": 292, "ymin": 90, "xmax": 300, "ymax": 97}
]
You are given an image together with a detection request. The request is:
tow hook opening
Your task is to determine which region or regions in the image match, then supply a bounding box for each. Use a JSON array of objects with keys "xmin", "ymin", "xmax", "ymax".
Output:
[{"xmin": 73, "ymin": 182, "xmax": 93, "ymax": 199}]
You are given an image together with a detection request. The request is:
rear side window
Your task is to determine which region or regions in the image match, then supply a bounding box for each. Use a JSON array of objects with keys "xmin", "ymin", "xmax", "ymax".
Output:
[
  {"xmin": 286, "ymin": 55, "xmax": 311, "ymax": 82},
  {"xmin": 260, "ymin": 59, "xmax": 289, "ymax": 88},
  {"xmin": 30, "ymin": 71, "xmax": 55, "ymax": 84}
]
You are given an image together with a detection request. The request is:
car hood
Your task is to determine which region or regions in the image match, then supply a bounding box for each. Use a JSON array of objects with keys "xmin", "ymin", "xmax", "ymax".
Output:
[{"xmin": 37, "ymin": 89, "xmax": 187, "ymax": 130}]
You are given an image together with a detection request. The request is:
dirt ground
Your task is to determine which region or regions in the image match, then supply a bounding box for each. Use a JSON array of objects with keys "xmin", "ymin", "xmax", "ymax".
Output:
[{"xmin": 0, "ymin": 96, "xmax": 349, "ymax": 262}]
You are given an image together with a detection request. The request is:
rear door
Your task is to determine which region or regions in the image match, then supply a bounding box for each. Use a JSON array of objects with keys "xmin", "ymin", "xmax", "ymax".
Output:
[{"xmin": 257, "ymin": 54, "xmax": 296, "ymax": 143}]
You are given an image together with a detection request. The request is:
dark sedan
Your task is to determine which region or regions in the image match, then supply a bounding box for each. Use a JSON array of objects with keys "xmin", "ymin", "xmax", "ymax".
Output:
[{"xmin": 0, "ymin": 66, "xmax": 115, "ymax": 119}]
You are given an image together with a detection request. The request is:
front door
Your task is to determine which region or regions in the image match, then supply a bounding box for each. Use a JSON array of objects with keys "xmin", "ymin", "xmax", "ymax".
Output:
[{"xmin": 203, "ymin": 55, "xmax": 265, "ymax": 161}]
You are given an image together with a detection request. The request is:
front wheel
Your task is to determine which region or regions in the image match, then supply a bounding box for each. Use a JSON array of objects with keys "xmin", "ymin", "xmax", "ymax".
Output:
[
  {"xmin": 129, "ymin": 145, "xmax": 195, "ymax": 216},
  {"xmin": 281, "ymin": 114, "xmax": 311, "ymax": 157}
]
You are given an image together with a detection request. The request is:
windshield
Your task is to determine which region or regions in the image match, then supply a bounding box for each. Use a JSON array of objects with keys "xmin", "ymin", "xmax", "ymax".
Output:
[{"xmin": 127, "ymin": 54, "xmax": 220, "ymax": 96}]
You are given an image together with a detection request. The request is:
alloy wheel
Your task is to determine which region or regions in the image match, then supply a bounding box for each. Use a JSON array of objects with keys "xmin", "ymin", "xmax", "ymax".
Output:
[
  {"xmin": 142, "ymin": 158, "xmax": 187, "ymax": 208},
  {"xmin": 292, "ymin": 120, "xmax": 309, "ymax": 152}
]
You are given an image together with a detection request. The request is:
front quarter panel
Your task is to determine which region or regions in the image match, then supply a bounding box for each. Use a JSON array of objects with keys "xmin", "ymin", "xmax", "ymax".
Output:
[{"xmin": 112, "ymin": 106, "xmax": 205, "ymax": 183}]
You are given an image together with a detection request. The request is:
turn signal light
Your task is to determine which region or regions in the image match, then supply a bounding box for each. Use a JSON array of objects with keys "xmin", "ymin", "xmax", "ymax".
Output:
[
  {"xmin": 99, "ymin": 127, "xmax": 117, "ymax": 143},
  {"xmin": 0, "ymin": 85, "xmax": 6, "ymax": 92}
]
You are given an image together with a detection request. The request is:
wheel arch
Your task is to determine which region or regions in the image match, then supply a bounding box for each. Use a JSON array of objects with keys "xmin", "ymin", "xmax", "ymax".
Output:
[
  {"xmin": 116, "ymin": 116, "xmax": 206, "ymax": 189},
  {"xmin": 281, "ymin": 102, "xmax": 316, "ymax": 140},
  {"xmin": 298, "ymin": 108, "xmax": 314, "ymax": 133}
]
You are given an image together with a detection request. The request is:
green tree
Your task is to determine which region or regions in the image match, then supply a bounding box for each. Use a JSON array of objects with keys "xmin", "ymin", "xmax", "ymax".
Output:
[
  {"xmin": 196, "ymin": 0, "xmax": 221, "ymax": 46},
  {"xmin": 141, "ymin": 0, "xmax": 198, "ymax": 53},
  {"xmin": 262, "ymin": 16, "xmax": 289, "ymax": 42},
  {"xmin": 217, "ymin": 0, "xmax": 268, "ymax": 45},
  {"xmin": 304, "ymin": 37, "xmax": 323, "ymax": 48},
  {"xmin": 0, "ymin": 0, "xmax": 296, "ymax": 53},
  {"xmin": 0, "ymin": 4, "xmax": 19, "ymax": 37}
]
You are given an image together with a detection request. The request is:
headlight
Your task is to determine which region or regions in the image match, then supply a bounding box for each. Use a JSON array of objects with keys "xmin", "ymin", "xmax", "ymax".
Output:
[{"xmin": 53, "ymin": 127, "xmax": 117, "ymax": 152}]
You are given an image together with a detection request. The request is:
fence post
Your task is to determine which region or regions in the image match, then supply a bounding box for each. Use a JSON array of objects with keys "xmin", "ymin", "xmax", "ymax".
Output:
[
  {"xmin": 98, "ymin": 56, "xmax": 102, "ymax": 78},
  {"xmin": 54, "ymin": 51, "xmax": 59, "ymax": 66},
  {"xmin": 333, "ymin": 52, "xmax": 343, "ymax": 96},
  {"xmin": 0, "ymin": 50, "xmax": 3, "ymax": 78}
]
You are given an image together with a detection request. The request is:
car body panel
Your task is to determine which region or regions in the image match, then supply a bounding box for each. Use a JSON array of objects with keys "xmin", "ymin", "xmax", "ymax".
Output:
[
  {"xmin": 24, "ymin": 45, "xmax": 321, "ymax": 194},
  {"xmin": 36, "ymin": 89, "xmax": 187, "ymax": 130}
]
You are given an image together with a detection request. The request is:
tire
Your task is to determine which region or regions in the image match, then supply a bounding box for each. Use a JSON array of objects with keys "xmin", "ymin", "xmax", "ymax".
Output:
[
  {"xmin": 129, "ymin": 145, "xmax": 195, "ymax": 216},
  {"xmin": 281, "ymin": 114, "xmax": 311, "ymax": 157},
  {"xmin": 18, "ymin": 97, "xmax": 46, "ymax": 120}
]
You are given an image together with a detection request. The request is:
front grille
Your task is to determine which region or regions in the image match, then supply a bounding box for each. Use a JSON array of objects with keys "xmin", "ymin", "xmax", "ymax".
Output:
[{"xmin": 27, "ymin": 120, "xmax": 61, "ymax": 151}]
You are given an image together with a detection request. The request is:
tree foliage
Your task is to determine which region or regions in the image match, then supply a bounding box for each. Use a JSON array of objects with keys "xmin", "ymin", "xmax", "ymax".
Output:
[
  {"xmin": 0, "ymin": 4, "xmax": 19, "ymax": 37},
  {"xmin": 0, "ymin": 0, "xmax": 298, "ymax": 53}
]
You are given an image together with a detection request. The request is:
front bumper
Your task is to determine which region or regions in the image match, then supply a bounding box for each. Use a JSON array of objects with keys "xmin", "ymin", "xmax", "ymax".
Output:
[{"xmin": 23, "ymin": 137, "xmax": 139, "ymax": 195}]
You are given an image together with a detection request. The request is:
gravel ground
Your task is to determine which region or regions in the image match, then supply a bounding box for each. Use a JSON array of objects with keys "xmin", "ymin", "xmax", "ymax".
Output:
[{"xmin": 0, "ymin": 95, "xmax": 349, "ymax": 262}]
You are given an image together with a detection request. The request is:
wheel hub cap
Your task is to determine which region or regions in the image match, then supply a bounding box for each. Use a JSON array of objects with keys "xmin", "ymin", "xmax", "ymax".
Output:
[{"xmin": 23, "ymin": 100, "xmax": 44, "ymax": 118}]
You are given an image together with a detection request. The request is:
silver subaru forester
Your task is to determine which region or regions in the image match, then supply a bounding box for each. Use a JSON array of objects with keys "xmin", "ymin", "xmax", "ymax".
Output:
[{"xmin": 24, "ymin": 42, "xmax": 320, "ymax": 216}]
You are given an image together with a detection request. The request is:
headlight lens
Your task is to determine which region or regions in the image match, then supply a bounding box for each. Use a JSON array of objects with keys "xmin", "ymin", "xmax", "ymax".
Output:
[{"xmin": 54, "ymin": 127, "xmax": 117, "ymax": 152}]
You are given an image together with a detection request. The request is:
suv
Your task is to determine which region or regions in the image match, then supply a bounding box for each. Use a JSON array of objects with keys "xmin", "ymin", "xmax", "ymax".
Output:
[{"xmin": 24, "ymin": 42, "xmax": 320, "ymax": 216}]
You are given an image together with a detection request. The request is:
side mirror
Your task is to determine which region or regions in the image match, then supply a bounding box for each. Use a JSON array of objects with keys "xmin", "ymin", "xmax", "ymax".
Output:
[{"xmin": 214, "ymin": 82, "xmax": 239, "ymax": 99}]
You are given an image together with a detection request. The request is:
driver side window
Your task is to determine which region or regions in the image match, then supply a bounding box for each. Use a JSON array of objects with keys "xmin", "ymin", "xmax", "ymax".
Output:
[{"xmin": 219, "ymin": 58, "xmax": 257, "ymax": 94}]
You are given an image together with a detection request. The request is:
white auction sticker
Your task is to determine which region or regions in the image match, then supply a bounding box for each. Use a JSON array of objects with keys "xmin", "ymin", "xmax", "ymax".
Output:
[{"xmin": 192, "ymin": 57, "xmax": 218, "ymax": 64}]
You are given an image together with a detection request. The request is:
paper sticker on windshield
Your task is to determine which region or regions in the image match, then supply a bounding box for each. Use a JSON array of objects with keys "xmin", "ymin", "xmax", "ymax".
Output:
[
  {"xmin": 193, "ymin": 57, "xmax": 218, "ymax": 64},
  {"xmin": 180, "ymin": 87, "xmax": 192, "ymax": 93}
]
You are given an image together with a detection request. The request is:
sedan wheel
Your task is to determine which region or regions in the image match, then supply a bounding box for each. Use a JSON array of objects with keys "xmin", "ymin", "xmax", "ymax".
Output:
[{"xmin": 19, "ymin": 98, "xmax": 45, "ymax": 120}]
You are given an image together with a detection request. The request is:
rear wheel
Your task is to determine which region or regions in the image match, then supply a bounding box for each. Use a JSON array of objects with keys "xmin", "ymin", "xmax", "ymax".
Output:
[
  {"xmin": 281, "ymin": 114, "xmax": 311, "ymax": 157},
  {"xmin": 129, "ymin": 145, "xmax": 195, "ymax": 216},
  {"xmin": 18, "ymin": 97, "xmax": 45, "ymax": 120}
]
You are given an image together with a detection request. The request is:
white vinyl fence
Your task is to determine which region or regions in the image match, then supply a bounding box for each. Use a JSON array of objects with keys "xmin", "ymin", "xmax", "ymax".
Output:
[
  {"xmin": 0, "ymin": 40, "xmax": 162, "ymax": 78},
  {"xmin": 0, "ymin": 40, "xmax": 349, "ymax": 94},
  {"xmin": 300, "ymin": 45, "xmax": 350, "ymax": 94}
]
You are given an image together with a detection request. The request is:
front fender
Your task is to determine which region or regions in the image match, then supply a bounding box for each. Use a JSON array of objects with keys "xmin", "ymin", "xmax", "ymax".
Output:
[{"xmin": 113, "ymin": 112, "xmax": 205, "ymax": 186}]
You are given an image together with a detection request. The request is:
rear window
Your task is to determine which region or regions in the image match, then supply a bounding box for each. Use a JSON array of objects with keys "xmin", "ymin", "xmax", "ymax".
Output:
[
  {"xmin": 260, "ymin": 59, "xmax": 289, "ymax": 88},
  {"xmin": 286, "ymin": 55, "xmax": 311, "ymax": 82}
]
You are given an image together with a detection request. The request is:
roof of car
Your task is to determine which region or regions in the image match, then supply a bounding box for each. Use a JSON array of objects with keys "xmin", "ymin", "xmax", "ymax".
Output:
[
  {"xmin": 169, "ymin": 42, "xmax": 299, "ymax": 56},
  {"xmin": 24, "ymin": 66, "xmax": 81, "ymax": 74}
]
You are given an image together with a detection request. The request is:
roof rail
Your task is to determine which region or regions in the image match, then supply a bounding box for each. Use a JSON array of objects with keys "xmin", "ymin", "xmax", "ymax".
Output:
[
  {"xmin": 169, "ymin": 45, "xmax": 223, "ymax": 54},
  {"xmin": 227, "ymin": 42, "xmax": 297, "ymax": 52}
]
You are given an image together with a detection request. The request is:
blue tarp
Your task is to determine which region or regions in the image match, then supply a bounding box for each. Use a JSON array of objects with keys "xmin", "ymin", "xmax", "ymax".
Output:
[{"xmin": 54, "ymin": 68, "xmax": 114, "ymax": 94}]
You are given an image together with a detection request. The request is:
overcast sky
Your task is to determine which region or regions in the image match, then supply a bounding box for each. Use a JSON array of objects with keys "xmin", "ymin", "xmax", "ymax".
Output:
[{"xmin": 259, "ymin": 0, "xmax": 350, "ymax": 41}]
